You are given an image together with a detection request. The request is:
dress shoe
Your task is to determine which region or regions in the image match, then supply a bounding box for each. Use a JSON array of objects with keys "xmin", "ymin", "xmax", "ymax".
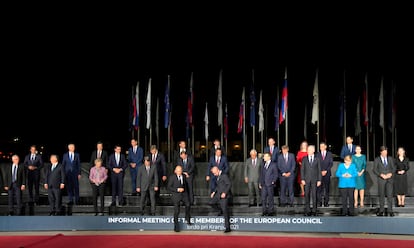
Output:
[
  {"xmin": 8, "ymin": 211, "xmax": 14, "ymax": 216},
  {"xmin": 262, "ymin": 213, "xmax": 268, "ymax": 216},
  {"xmin": 99, "ymin": 213, "xmax": 104, "ymax": 216},
  {"xmin": 376, "ymin": 212, "xmax": 384, "ymax": 216},
  {"xmin": 150, "ymin": 213, "xmax": 155, "ymax": 216},
  {"xmin": 186, "ymin": 219, "xmax": 192, "ymax": 225},
  {"xmin": 174, "ymin": 228, "xmax": 180, "ymax": 232},
  {"xmin": 389, "ymin": 212, "xmax": 395, "ymax": 217},
  {"xmin": 110, "ymin": 202, "xmax": 116, "ymax": 207},
  {"xmin": 49, "ymin": 211, "xmax": 56, "ymax": 216},
  {"xmin": 304, "ymin": 212, "xmax": 311, "ymax": 216},
  {"xmin": 94, "ymin": 213, "xmax": 98, "ymax": 216},
  {"xmin": 224, "ymin": 228, "xmax": 231, "ymax": 233},
  {"xmin": 324, "ymin": 203, "xmax": 329, "ymax": 207}
]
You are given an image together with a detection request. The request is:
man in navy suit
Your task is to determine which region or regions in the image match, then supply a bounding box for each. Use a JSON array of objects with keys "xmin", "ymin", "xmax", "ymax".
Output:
[
  {"xmin": 127, "ymin": 138, "xmax": 143, "ymax": 196},
  {"xmin": 108, "ymin": 145, "xmax": 128, "ymax": 206},
  {"xmin": 259, "ymin": 152, "xmax": 278, "ymax": 216},
  {"xmin": 277, "ymin": 145, "xmax": 296, "ymax": 207},
  {"xmin": 301, "ymin": 145, "xmax": 322, "ymax": 216},
  {"xmin": 340, "ymin": 136, "xmax": 356, "ymax": 161},
  {"xmin": 62, "ymin": 143, "xmax": 81, "ymax": 205},
  {"xmin": 206, "ymin": 148, "xmax": 229, "ymax": 194},
  {"xmin": 44, "ymin": 154, "xmax": 65, "ymax": 216},
  {"xmin": 177, "ymin": 150, "xmax": 195, "ymax": 205},
  {"xmin": 263, "ymin": 137, "xmax": 279, "ymax": 162},
  {"xmin": 316, "ymin": 142, "xmax": 333, "ymax": 207},
  {"xmin": 4, "ymin": 154, "xmax": 26, "ymax": 215},
  {"xmin": 23, "ymin": 145, "xmax": 43, "ymax": 204},
  {"xmin": 168, "ymin": 165, "xmax": 192, "ymax": 232}
]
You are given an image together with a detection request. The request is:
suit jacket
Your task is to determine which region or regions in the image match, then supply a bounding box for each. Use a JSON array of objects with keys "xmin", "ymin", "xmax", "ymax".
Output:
[
  {"xmin": 315, "ymin": 151, "xmax": 333, "ymax": 177},
  {"xmin": 244, "ymin": 157, "xmax": 262, "ymax": 183},
  {"xmin": 149, "ymin": 152, "xmax": 167, "ymax": 180},
  {"xmin": 276, "ymin": 152, "xmax": 296, "ymax": 178},
  {"xmin": 23, "ymin": 153, "xmax": 43, "ymax": 172},
  {"xmin": 44, "ymin": 163, "xmax": 66, "ymax": 188},
  {"xmin": 173, "ymin": 148, "xmax": 192, "ymax": 165},
  {"xmin": 108, "ymin": 153, "xmax": 128, "ymax": 172},
  {"xmin": 264, "ymin": 146, "xmax": 279, "ymax": 162},
  {"xmin": 128, "ymin": 146, "xmax": 144, "ymax": 166},
  {"xmin": 4, "ymin": 163, "xmax": 26, "ymax": 188},
  {"xmin": 373, "ymin": 156, "xmax": 395, "ymax": 179},
  {"xmin": 210, "ymin": 145, "xmax": 226, "ymax": 158},
  {"xmin": 136, "ymin": 165, "xmax": 158, "ymax": 191},
  {"xmin": 207, "ymin": 155, "xmax": 229, "ymax": 177},
  {"xmin": 300, "ymin": 156, "xmax": 322, "ymax": 183},
  {"xmin": 340, "ymin": 144, "xmax": 356, "ymax": 160},
  {"xmin": 89, "ymin": 150, "xmax": 109, "ymax": 169},
  {"xmin": 177, "ymin": 154, "xmax": 195, "ymax": 176},
  {"xmin": 62, "ymin": 152, "xmax": 81, "ymax": 175},
  {"xmin": 214, "ymin": 172, "xmax": 231, "ymax": 198},
  {"xmin": 260, "ymin": 161, "xmax": 278, "ymax": 187},
  {"xmin": 167, "ymin": 174, "xmax": 188, "ymax": 202}
]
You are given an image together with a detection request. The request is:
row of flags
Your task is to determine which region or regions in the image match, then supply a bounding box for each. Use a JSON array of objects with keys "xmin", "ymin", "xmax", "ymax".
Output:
[{"xmin": 130, "ymin": 70, "xmax": 397, "ymax": 144}]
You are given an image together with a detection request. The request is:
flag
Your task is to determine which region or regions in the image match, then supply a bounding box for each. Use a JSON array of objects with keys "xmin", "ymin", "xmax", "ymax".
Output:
[
  {"xmin": 279, "ymin": 69, "xmax": 288, "ymax": 124},
  {"xmin": 187, "ymin": 72, "xmax": 194, "ymax": 127},
  {"xmin": 388, "ymin": 81, "xmax": 396, "ymax": 132},
  {"xmin": 237, "ymin": 87, "xmax": 245, "ymax": 133},
  {"xmin": 379, "ymin": 76, "xmax": 384, "ymax": 129},
  {"xmin": 224, "ymin": 103, "xmax": 228, "ymax": 140},
  {"xmin": 204, "ymin": 103, "xmax": 209, "ymax": 140},
  {"xmin": 249, "ymin": 86, "xmax": 256, "ymax": 127},
  {"xmin": 311, "ymin": 69, "xmax": 319, "ymax": 124},
  {"xmin": 217, "ymin": 69, "xmax": 223, "ymax": 126},
  {"xmin": 146, "ymin": 78, "xmax": 152, "ymax": 129},
  {"xmin": 355, "ymin": 97, "xmax": 361, "ymax": 136},
  {"xmin": 132, "ymin": 81, "xmax": 139, "ymax": 130},
  {"xmin": 274, "ymin": 87, "xmax": 279, "ymax": 131},
  {"xmin": 164, "ymin": 76, "xmax": 170, "ymax": 128},
  {"xmin": 258, "ymin": 90, "xmax": 264, "ymax": 132},
  {"xmin": 363, "ymin": 73, "xmax": 368, "ymax": 126}
]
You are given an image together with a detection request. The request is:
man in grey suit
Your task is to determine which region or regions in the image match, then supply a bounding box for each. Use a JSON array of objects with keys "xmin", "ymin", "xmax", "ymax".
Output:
[
  {"xmin": 300, "ymin": 145, "xmax": 321, "ymax": 216},
  {"xmin": 43, "ymin": 154, "xmax": 65, "ymax": 216},
  {"xmin": 244, "ymin": 149, "xmax": 262, "ymax": 207},
  {"xmin": 137, "ymin": 156, "xmax": 159, "ymax": 215},
  {"xmin": 373, "ymin": 146, "xmax": 395, "ymax": 217}
]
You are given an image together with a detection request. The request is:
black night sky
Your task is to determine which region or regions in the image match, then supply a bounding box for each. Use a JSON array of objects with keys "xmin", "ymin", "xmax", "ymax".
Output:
[{"xmin": 1, "ymin": 23, "xmax": 412, "ymax": 162}]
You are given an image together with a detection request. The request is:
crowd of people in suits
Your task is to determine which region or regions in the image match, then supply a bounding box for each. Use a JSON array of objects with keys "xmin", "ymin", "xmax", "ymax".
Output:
[{"xmin": 0, "ymin": 136, "xmax": 410, "ymax": 225}]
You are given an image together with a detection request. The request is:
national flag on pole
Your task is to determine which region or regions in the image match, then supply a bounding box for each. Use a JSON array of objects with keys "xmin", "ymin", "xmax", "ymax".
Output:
[
  {"xmin": 279, "ymin": 70, "xmax": 288, "ymax": 124},
  {"xmin": 132, "ymin": 81, "xmax": 139, "ymax": 130},
  {"xmin": 187, "ymin": 72, "xmax": 194, "ymax": 127},
  {"xmin": 388, "ymin": 81, "xmax": 396, "ymax": 132},
  {"xmin": 311, "ymin": 69, "xmax": 319, "ymax": 124},
  {"xmin": 274, "ymin": 87, "xmax": 279, "ymax": 131},
  {"xmin": 146, "ymin": 78, "xmax": 152, "ymax": 129},
  {"xmin": 354, "ymin": 97, "xmax": 361, "ymax": 136},
  {"xmin": 258, "ymin": 90, "xmax": 264, "ymax": 132},
  {"xmin": 249, "ymin": 86, "xmax": 256, "ymax": 127},
  {"xmin": 237, "ymin": 87, "xmax": 245, "ymax": 133},
  {"xmin": 363, "ymin": 73, "xmax": 368, "ymax": 126},
  {"xmin": 379, "ymin": 76, "xmax": 384, "ymax": 129},
  {"xmin": 224, "ymin": 103, "xmax": 228, "ymax": 140},
  {"xmin": 164, "ymin": 76, "xmax": 170, "ymax": 128},
  {"xmin": 204, "ymin": 103, "xmax": 209, "ymax": 140},
  {"xmin": 217, "ymin": 69, "xmax": 223, "ymax": 126}
]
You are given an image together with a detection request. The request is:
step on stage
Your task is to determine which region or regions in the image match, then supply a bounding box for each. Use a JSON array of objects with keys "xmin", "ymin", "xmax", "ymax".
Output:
[{"xmin": 1, "ymin": 216, "xmax": 413, "ymax": 235}]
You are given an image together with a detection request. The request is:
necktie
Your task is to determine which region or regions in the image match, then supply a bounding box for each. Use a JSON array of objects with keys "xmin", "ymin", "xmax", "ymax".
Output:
[
  {"xmin": 216, "ymin": 157, "xmax": 220, "ymax": 165},
  {"xmin": 348, "ymin": 145, "xmax": 352, "ymax": 152},
  {"xmin": 152, "ymin": 155, "xmax": 156, "ymax": 163},
  {"xmin": 383, "ymin": 158, "xmax": 387, "ymax": 166},
  {"xmin": 322, "ymin": 152, "xmax": 325, "ymax": 160},
  {"xmin": 52, "ymin": 164, "xmax": 56, "ymax": 171},
  {"xmin": 310, "ymin": 156, "xmax": 313, "ymax": 164},
  {"xmin": 97, "ymin": 151, "xmax": 101, "ymax": 158},
  {"xmin": 265, "ymin": 162, "xmax": 269, "ymax": 170},
  {"xmin": 146, "ymin": 166, "xmax": 150, "ymax": 175},
  {"xmin": 183, "ymin": 159, "xmax": 187, "ymax": 169},
  {"xmin": 12, "ymin": 165, "xmax": 17, "ymax": 182},
  {"xmin": 253, "ymin": 159, "xmax": 256, "ymax": 168},
  {"xmin": 116, "ymin": 154, "xmax": 119, "ymax": 165},
  {"xmin": 178, "ymin": 176, "xmax": 183, "ymax": 185},
  {"xmin": 31, "ymin": 154, "xmax": 35, "ymax": 161},
  {"xmin": 270, "ymin": 147, "xmax": 273, "ymax": 154},
  {"xmin": 285, "ymin": 155, "xmax": 288, "ymax": 162},
  {"xmin": 70, "ymin": 153, "xmax": 73, "ymax": 162},
  {"xmin": 133, "ymin": 147, "xmax": 136, "ymax": 153}
]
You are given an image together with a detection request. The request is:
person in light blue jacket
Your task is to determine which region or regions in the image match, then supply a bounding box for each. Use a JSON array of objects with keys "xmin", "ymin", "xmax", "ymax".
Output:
[{"xmin": 336, "ymin": 154, "xmax": 358, "ymax": 216}]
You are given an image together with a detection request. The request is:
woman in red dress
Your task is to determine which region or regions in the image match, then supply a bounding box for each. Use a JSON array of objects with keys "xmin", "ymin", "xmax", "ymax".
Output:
[{"xmin": 296, "ymin": 141, "xmax": 308, "ymax": 197}]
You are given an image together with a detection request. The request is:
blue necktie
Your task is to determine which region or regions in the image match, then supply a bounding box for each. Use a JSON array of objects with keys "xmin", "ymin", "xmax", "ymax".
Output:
[{"xmin": 12, "ymin": 165, "xmax": 17, "ymax": 182}]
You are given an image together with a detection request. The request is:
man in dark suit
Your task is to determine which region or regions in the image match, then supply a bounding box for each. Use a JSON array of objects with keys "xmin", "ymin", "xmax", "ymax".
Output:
[
  {"xmin": 177, "ymin": 151, "xmax": 195, "ymax": 205},
  {"xmin": 210, "ymin": 138, "xmax": 225, "ymax": 158},
  {"xmin": 4, "ymin": 154, "xmax": 26, "ymax": 215},
  {"xmin": 108, "ymin": 145, "xmax": 128, "ymax": 206},
  {"xmin": 136, "ymin": 156, "xmax": 158, "ymax": 215},
  {"xmin": 23, "ymin": 145, "xmax": 43, "ymax": 204},
  {"xmin": 168, "ymin": 165, "xmax": 192, "ymax": 232},
  {"xmin": 127, "ymin": 138, "xmax": 143, "ymax": 196},
  {"xmin": 209, "ymin": 165, "xmax": 232, "ymax": 233},
  {"xmin": 259, "ymin": 152, "xmax": 278, "ymax": 216},
  {"xmin": 206, "ymin": 148, "xmax": 229, "ymax": 194},
  {"xmin": 316, "ymin": 142, "xmax": 333, "ymax": 207},
  {"xmin": 149, "ymin": 145, "xmax": 167, "ymax": 201},
  {"xmin": 301, "ymin": 145, "xmax": 322, "ymax": 216},
  {"xmin": 62, "ymin": 143, "xmax": 81, "ymax": 204},
  {"xmin": 277, "ymin": 145, "xmax": 296, "ymax": 207},
  {"xmin": 43, "ymin": 154, "xmax": 65, "ymax": 216},
  {"xmin": 339, "ymin": 136, "xmax": 356, "ymax": 161},
  {"xmin": 89, "ymin": 141, "xmax": 110, "ymax": 196},
  {"xmin": 373, "ymin": 146, "xmax": 395, "ymax": 217},
  {"xmin": 173, "ymin": 140, "xmax": 192, "ymax": 165},
  {"xmin": 263, "ymin": 137, "xmax": 279, "ymax": 162},
  {"xmin": 244, "ymin": 148, "xmax": 262, "ymax": 207}
]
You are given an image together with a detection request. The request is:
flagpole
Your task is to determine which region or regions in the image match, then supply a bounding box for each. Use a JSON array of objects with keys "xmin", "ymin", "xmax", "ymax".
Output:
[
  {"xmin": 343, "ymin": 69, "xmax": 347, "ymax": 144},
  {"xmin": 284, "ymin": 67, "xmax": 288, "ymax": 146},
  {"xmin": 277, "ymin": 86, "xmax": 280, "ymax": 148},
  {"xmin": 380, "ymin": 76, "xmax": 385, "ymax": 145},
  {"xmin": 252, "ymin": 69, "xmax": 255, "ymax": 150},
  {"xmin": 365, "ymin": 73, "xmax": 370, "ymax": 162},
  {"xmin": 218, "ymin": 69, "xmax": 223, "ymax": 145},
  {"xmin": 168, "ymin": 104, "xmax": 173, "ymax": 163},
  {"xmin": 243, "ymin": 88, "xmax": 247, "ymax": 161}
]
